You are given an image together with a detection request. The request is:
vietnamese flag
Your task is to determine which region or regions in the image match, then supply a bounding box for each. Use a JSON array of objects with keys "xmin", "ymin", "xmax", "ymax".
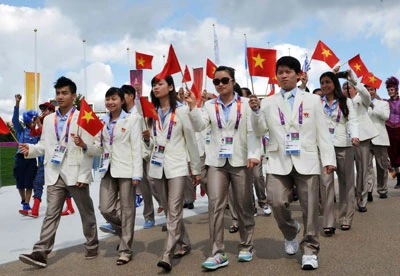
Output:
[
  {"xmin": 135, "ymin": 52, "xmax": 153, "ymax": 70},
  {"xmin": 311, "ymin": 40, "xmax": 339, "ymax": 68},
  {"xmin": 247, "ymin": 47, "xmax": 276, "ymax": 78},
  {"xmin": 361, "ymin": 72, "xmax": 382, "ymax": 89},
  {"xmin": 206, "ymin": 58, "xmax": 217, "ymax": 79},
  {"xmin": 139, "ymin": 97, "xmax": 159, "ymax": 120},
  {"xmin": 348, "ymin": 54, "xmax": 368, "ymax": 78},
  {"xmin": 0, "ymin": 117, "xmax": 10, "ymax": 135},
  {"xmin": 77, "ymin": 98, "xmax": 104, "ymax": 136},
  {"xmin": 182, "ymin": 65, "xmax": 191, "ymax": 83},
  {"xmin": 155, "ymin": 45, "xmax": 181, "ymax": 80},
  {"xmin": 268, "ymin": 75, "xmax": 279, "ymax": 85}
]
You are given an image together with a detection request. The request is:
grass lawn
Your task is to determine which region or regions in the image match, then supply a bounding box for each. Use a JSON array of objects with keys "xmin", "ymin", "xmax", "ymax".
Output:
[{"xmin": 0, "ymin": 146, "xmax": 16, "ymax": 187}]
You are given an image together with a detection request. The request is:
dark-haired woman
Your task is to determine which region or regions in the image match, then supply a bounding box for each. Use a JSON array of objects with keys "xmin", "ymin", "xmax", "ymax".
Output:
[
  {"xmin": 319, "ymin": 72, "xmax": 359, "ymax": 232},
  {"xmin": 146, "ymin": 76, "xmax": 201, "ymax": 272},
  {"xmin": 98, "ymin": 87, "xmax": 143, "ymax": 265}
]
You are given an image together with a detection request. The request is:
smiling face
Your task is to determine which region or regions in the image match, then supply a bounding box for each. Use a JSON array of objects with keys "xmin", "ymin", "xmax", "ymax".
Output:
[
  {"xmin": 276, "ymin": 65, "xmax": 300, "ymax": 91},
  {"xmin": 387, "ymin": 87, "xmax": 398, "ymax": 98},
  {"xmin": 105, "ymin": 93, "xmax": 124, "ymax": 113},
  {"xmin": 320, "ymin": 76, "xmax": 335, "ymax": 97},
  {"xmin": 55, "ymin": 86, "xmax": 76, "ymax": 111}
]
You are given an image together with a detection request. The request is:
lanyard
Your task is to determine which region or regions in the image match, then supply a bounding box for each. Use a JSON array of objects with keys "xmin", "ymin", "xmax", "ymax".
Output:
[
  {"xmin": 108, "ymin": 122, "xmax": 117, "ymax": 145},
  {"xmin": 215, "ymin": 96, "xmax": 242, "ymax": 129},
  {"xmin": 278, "ymin": 101, "xmax": 303, "ymax": 126},
  {"xmin": 152, "ymin": 110, "xmax": 176, "ymax": 141},
  {"xmin": 54, "ymin": 107, "xmax": 75, "ymax": 143}
]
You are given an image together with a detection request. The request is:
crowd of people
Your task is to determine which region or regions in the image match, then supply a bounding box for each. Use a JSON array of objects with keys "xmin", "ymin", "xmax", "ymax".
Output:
[{"xmin": 11, "ymin": 55, "xmax": 400, "ymax": 272}]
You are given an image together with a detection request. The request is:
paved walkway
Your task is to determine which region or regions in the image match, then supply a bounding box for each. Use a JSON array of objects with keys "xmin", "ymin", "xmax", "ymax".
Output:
[{"xmin": 1, "ymin": 178, "xmax": 400, "ymax": 275}]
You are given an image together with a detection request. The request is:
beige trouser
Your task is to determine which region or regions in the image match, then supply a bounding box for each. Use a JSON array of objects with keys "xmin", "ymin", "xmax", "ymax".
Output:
[
  {"xmin": 355, "ymin": 139, "xmax": 372, "ymax": 208},
  {"xmin": 153, "ymin": 175, "xmax": 190, "ymax": 265},
  {"xmin": 99, "ymin": 172, "xmax": 136, "ymax": 259},
  {"xmin": 183, "ymin": 175, "xmax": 195, "ymax": 204},
  {"xmin": 266, "ymin": 168, "xmax": 320, "ymax": 256},
  {"xmin": 251, "ymin": 161, "xmax": 268, "ymax": 208},
  {"xmin": 207, "ymin": 163, "xmax": 255, "ymax": 256},
  {"xmin": 199, "ymin": 155, "xmax": 208, "ymax": 195},
  {"xmin": 33, "ymin": 176, "xmax": 98, "ymax": 259},
  {"xmin": 139, "ymin": 159, "xmax": 155, "ymax": 221},
  {"xmin": 367, "ymin": 144, "xmax": 389, "ymax": 195}
]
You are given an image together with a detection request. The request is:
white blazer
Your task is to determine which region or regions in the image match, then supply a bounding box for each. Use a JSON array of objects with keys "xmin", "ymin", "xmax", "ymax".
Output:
[
  {"xmin": 99, "ymin": 113, "xmax": 143, "ymax": 179},
  {"xmin": 368, "ymin": 99, "xmax": 390, "ymax": 146},
  {"xmin": 147, "ymin": 105, "xmax": 201, "ymax": 179},
  {"xmin": 350, "ymin": 83, "xmax": 379, "ymax": 141},
  {"xmin": 252, "ymin": 89, "xmax": 336, "ymax": 175},
  {"xmin": 189, "ymin": 95, "xmax": 260, "ymax": 167},
  {"xmin": 322, "ymin": 98, "xmax": 359, "ymax": 147},
  {"xmin": 26, "ymin": 110, "xmax": 102, "ymax": 186}
]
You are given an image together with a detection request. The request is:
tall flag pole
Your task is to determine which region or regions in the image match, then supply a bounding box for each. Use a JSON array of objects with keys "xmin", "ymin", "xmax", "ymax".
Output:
[
  {"xmin": 213, "ymin": 24, "xmax": 220, "ymax": 65},
  {"xmin": 244, "ymin": 33, "xmax": 249, "ymax": 87},
  {"xmin": 83, "ymin": 39, "xmax": 87, "ymax": 99},
  {"xmin": 34, "ymin": 28, "xmax": 38, "ymax": 111},
  {"xmin": 127, "ymin": 47, "xmax": 130, "ymax": 82}
]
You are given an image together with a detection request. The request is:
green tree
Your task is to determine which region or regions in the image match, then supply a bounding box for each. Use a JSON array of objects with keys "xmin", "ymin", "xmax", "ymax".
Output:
[{"xmin": 74, "ymin": 93, "xmax": 83, "ymax": 110}]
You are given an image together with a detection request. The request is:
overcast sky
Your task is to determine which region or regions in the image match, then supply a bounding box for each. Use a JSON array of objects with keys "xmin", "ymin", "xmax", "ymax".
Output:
[{"xmin": 1, "ymin": 0, "xmax": 399, "ymax": 120}]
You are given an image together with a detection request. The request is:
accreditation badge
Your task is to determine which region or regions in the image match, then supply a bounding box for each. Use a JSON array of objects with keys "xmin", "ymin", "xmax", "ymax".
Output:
[
  {"xmin": 150, "ymin": 144, "xmax": 166, "ymax": 167},
  {"xmin": 50, "ymin": 144, "xmax": 67, "ymax": 164},
  {"xmin": 284, "ymin": 132, "xmax": 301, "ymax": 155},
  {"xmin": 98, "ymin": 152, "xmax": 112, "ymax": 173},
  {"xmin": 218, "ymin": 136, "xmax": 234, "ymax": 158}
]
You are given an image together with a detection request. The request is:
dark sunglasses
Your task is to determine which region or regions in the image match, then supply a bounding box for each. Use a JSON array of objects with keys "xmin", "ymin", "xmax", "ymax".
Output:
[{"xmin": 212, "ymin": 77, "xmax": 232, "ymax": 86}]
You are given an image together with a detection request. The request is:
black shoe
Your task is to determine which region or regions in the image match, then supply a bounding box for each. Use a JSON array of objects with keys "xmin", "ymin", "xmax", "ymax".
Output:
[
  {"xmin": 157, "ymin": 260, "xmax": 172, "ymax": 271},
  {"xmin": 379, "ymin": 193, "xmax": 388, "ymax": 199},
  {"xmin": 358, "ymin": 206, "xmax": 367, "ymax": 213},
  {"xmin": 183, "ymin": 203, "xmax": 188, "ymax": 208},
  {"xmin": 187, "ymin": 202, "xmax": 194, "ymax": 209},
  {"xmin": 367, "ymin": 192, "xmax": 373, "ymax": 202},
  {"xmin": 323, "ymin": 227, "xmax": 336, "ymax": 237},
  {"xmin": 19, "ymin": 253, "xmax": 47, "ymax": 268},
  {"xmin": 161, "ymin": 225, "xmax": 167, "ymax": 232}
]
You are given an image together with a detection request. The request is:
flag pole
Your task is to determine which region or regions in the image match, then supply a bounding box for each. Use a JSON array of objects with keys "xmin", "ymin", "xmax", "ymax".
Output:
[
  {"xmin": 127, "ymin": 47, "xmax": 130, "ymax": 83},
  {"xmin": 34, "ymin": 29, "xmax": 38, "ymax": 112},
  {"xmin": 83, "ymin": 39, "xmax": 87, "ymax": 99},
  {"xmin": 244, "ymin": 33, "xmax": 249, "ymax": 88},
  {"xmin": 250, "ymin": 76, "xmax": 255, "ymax": 94}
]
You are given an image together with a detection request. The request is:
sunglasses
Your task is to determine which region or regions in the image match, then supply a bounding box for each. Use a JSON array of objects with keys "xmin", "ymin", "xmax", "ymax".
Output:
[{"xmin": 212, "ymin": 77, "xmax": 233, "ymax": 86}]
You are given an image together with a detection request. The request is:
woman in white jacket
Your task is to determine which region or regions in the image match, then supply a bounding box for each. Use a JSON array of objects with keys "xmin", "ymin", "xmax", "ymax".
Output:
[
  {"xmin": 147, "ymin": 76, "xmax": 201, "ymax": 272},
  {"xmin": 98, "ymin": 87, "xmax": 143, "ymax": 265},
  {"xmin": 319, "ymin": 72, "xmax": 359, "ymax": 233}
]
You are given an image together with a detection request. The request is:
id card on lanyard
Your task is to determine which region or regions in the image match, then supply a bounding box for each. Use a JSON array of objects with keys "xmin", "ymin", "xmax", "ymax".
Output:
[
  {"xmin": 215, "ymin": 97, "xmax": 241, "ymax": 158},
  {"xmin": 99, "ymin": 123, "xmax": 116, "ymax": 172},
  {"xmin": 150, "ymin": 111, "xmax": 175, "ymax": 167},
  {"xmin": 328, "ymin": 108, "xmax": 342, "ymax": 143},
  {"xmin": 50, "ymin": 108, "xmax": 75, "ymax": 164},
  {"xmin": 278, "ymin": 102, "xmax": 303, "ymax": 155}
]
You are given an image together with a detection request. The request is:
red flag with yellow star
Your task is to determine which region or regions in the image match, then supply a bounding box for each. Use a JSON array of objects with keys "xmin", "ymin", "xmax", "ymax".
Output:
[
  {"xmin": 247, "ymin": 47, "xmax": 276, "ymax": 78},
  {"xmin": 139, "ymin": 97, "xmax": 159, "ymax": 120},
  {"xmin": 360, "ymin": 72, "xmax": 382, "ymax": 89},
  {"xmin": 135, "ymin": 52, "xmax": 153, "ymax": 70},
  {"xmin": 348, "ymin": 54, "xmax": 368, "ymax": 78},
  {"xmin": 311, "ymin": 40, "xmax": 339, "ymax": 68},
  {"xmin": 77, "ymin": 98, "xmax": 104, "ymax": 136},
  {"xmin": 155, "ymin": 44, "xmax": 181, "ymax": 80},
  {"xmin": 206, "ymin": 58, "xmax": 217, "ymax": 79}
]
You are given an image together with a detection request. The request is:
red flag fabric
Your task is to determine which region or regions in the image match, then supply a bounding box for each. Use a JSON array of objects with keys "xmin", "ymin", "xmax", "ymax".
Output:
[
  {"xmin": 348, "ymin": 54, "xmax": 369, "ymax": 78},
  {"xmin": 268, "ymin": 75, "xmax": 278, "ymax": 85},
  {"xmin": 311, "ymin": 40, "xmax": 339, "ymax": 68},
  {"xmin": 182, "ymin": 65, "xmax": 191, "ymax": 83},
  {"xmin": 135, "ymin": 52, "xmax": 153, "ymax": 70},
  {"xmin": 190, "ymin": 82, "xmax": 202, "ymax": 108},
  {"xmin": 266, "ymin": 84, "xmax": 276, "ymax": 97},
  {"xmin": 360, "ymin": 72, "xmax": 382, "ymax": 89},
  {"xmin": 139, "ymin": 97, "xmax": 159, "ymax": 120},
  {"xmin": 206, "ymin": 58, "xmax": 217, "ymax": 79},
  {"xmin": 247, "ymin": 47, "xmax": 276, "ymax": 78},
  {"xmin": 0, "ymin": 117, "xmax": 10, "ymax": 135},
  {"xmin": 77, "ymin": 98, "xmax": 104, "ymax": 136},
  {"xmin": 155, "ymin": 45, "xmax": 181, "ymax": 80},
  {"xmin": 193, "ymin": 68, "xmax": 203, "ymax": 93}
]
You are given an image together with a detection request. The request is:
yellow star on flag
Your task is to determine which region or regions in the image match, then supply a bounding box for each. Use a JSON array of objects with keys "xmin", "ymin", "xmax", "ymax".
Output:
[
  {"xmin": 321, "ymin": 48, "xmax": 332, "ymax": 58},
  {"xmin": 252, "ymin": 53, "xmax": 266, "ymax": 68},
  {"xmin": 81, "ymin": 110, "xmax": 94, "ymax": 124},
  {"xmin": 369, "ymin": 76, "xmax": 376, "ymax": 83},
  {"xmin": 354, "ymin": 63, "xmax": 362, "ymax": 71},
  {"xmin": 137, "ymin": 57, "xmax": 145, "ymax": 67}
]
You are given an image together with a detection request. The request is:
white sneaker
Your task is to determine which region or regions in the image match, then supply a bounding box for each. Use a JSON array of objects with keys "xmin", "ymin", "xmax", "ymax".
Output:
[
  {"xmin": 284, "ymin": 222, "xmax": 300, "ymax": 255},
  {"xmin": 262, "ymin": 205, "xmax": 272, "ymax": 215},
  {"xmin": 301, "ymin": 254, "xmax": 318, "ymax": 270}
]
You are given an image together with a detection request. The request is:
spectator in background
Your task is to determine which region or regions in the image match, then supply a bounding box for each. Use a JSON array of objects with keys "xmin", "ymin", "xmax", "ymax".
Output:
[{"xmin": 12, "ymin": 94, "xmax": 39, "ymax": 213}]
